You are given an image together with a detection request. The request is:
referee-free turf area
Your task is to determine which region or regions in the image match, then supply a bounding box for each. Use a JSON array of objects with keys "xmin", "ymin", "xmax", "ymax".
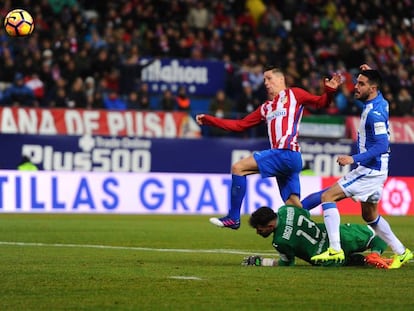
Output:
[{"xmin": 0, "ymin": 214, "xmax": 413, "ymax": 310}]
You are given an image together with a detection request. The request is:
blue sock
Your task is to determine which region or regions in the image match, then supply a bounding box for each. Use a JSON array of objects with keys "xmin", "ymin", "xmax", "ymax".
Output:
[
  {"xmin": 301, "ymin": 188, "xmax": 329, "ymax": 210},
  {"xmin": 228, "ymin": 174, "xmax": 246, "ymax": 220}
]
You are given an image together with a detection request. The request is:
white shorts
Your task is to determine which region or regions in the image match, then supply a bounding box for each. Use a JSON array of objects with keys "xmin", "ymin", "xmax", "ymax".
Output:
[{"xmin": 338, "ymin": 166, "xmax": 387, "ymax": 203}]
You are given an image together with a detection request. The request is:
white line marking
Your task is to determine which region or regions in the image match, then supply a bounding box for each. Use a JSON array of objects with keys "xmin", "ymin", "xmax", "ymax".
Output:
[
  {"xmin": 169, "ymin": 276, "xmax": 202, "ymax": 280},
  {"xmin": 0, "ymin": 241, "xmax": 276, "ymax": 256}
]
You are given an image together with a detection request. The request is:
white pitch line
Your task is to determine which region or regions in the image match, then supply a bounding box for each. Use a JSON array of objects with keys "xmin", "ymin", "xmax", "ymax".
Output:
[
  {"xmin": 0, "ymin": 241, "xmax": 276, "ymax": 256},
  {"xmin": 169, "ymin": 276, "xmax": 202, "ymax": 280}
]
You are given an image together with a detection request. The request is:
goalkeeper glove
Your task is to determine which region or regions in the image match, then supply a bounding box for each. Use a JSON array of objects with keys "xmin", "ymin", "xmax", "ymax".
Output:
[
  {"xmin": 242, "ymin": 256, "xmax": 275, "ymax": 266},
  {"xmin": 242, "ymin": 256, "xmax": 263, "ymax": 266}
]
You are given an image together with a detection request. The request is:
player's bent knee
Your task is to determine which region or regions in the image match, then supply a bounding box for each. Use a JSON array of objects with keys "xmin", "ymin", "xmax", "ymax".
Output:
[
  {"xmin": 231, "ymin": 162, "xmax": 246, "ymax": 175},
  {"xmin": 285, "ymin": 196, "xmax": 302, "ymax": 208}
]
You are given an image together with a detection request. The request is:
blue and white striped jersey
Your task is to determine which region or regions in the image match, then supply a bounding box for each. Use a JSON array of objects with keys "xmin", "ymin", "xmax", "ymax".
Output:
[{"xmin": 352, "ymin": 92, "xmax": 389, "ymax": 172}]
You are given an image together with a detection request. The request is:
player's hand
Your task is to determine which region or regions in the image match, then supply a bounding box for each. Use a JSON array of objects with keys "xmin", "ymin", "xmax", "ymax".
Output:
[
  {"xmin": 195, "ymin": 114, "xmax": 205, "ymax": 125},
  {"xmin": 242, "ymin": 256, "xmax": 263, "ymax": 266},
  {"xmin": 337, "ymin": 155, "xmax": 354, "ymax": 166},
  {"xmin": 359, "ymin": 64, "xmax": 372, "ymax": 71},
  {"xmin": 324, "ymin": 72, "xmax": 345, "ymax": 90}
]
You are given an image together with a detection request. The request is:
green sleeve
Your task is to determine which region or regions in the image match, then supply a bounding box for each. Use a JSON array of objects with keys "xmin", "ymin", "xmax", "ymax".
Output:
[
  {"xmin": 369, "ymin": 236, "xmax": 388, "ymax": 254},
  {"xmin": 277, "ymin": 250, "xmax": 295, "ymax": 266},
  {"xmin": 278, "ymin": 258, "xmax": 295, "ymax": 266}
]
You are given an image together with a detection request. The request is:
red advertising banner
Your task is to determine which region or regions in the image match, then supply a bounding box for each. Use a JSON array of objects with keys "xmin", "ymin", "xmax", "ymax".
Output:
[
  {"xmin": 322, "ymin": 177, "xmax": 414, "ymax": 215},
  {"xmin": 0, "ymin": 107, "xmax": 200, "ymax": 138},
  {"xmin": 346, "ymin": 116, "xmax": 414, "ymax": 143}
]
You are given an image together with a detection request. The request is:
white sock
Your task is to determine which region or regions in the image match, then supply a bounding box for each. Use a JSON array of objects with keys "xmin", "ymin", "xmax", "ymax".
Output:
[
  {"xmin": 322, "ymin": 203, "xmax": 342, "ymax": 251},
  {"xmin": 369, "ymin": 216, "xmax": 405, "ymax": 255}
]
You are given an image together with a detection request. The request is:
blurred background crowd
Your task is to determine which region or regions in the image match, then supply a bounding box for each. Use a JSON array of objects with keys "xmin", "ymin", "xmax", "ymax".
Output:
[{"xmin": 0, "ymin": 0, "xmax": 414, "ymax": 122}]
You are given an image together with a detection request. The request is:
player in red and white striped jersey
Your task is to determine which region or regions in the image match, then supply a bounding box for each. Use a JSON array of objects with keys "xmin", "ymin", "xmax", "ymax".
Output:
[{"xmin": 196, "ymin": 65, "xmax": 344, "ymax": 230}]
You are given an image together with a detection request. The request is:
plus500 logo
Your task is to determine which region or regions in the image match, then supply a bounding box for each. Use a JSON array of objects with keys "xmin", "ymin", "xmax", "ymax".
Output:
[{"xmin": 22, "ymin": 145, "xmax": 151, "ymax": 172}]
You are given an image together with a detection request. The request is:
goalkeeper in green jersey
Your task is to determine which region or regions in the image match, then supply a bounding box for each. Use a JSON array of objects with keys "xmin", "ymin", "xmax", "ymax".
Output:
[{"xmin": 244, "ymin": 205, "xmax": 392, "ymax": 268}]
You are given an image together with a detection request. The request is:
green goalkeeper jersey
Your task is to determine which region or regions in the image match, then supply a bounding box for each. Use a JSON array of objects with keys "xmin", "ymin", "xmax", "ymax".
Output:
[{"xmin": 273, "ymin": 205, "xmax": 387, "ymax": 266}]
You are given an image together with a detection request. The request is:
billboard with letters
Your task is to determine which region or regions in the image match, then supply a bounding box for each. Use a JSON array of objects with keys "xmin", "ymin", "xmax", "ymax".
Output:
[
  {"xmin": 141, "ymin": 58, "xmax": 225, "ymax": 96},
  {"xmin": 0, "ymin": 134, "xmax": 413, "ymax": 177},
  {"xmin": 0, "ymin": 170, "xmax": 413, "ymax": 216}
]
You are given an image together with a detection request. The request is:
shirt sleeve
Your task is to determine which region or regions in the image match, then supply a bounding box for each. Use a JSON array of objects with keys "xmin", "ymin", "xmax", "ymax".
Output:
[
  {"xmin": 275, "ymin": 244, "xmax": 296, "ymax": 266},
  {"xmin": 201, "ymin": 106, "xmax": 263, "ymax": 132},
  {"xmin": 291, "ymin": 84, "xmax": 337, "ymax": 109},
  {"xmin": 277, "ymin": 251, "xmax": 296, "ymax": 266},
  {"xmin": 352, "ymin": 112, "xmax": 389, "ymax": 163},
  {"xmin": 368, "ymin": 236, "xmax": 388, "ymax": 254}
]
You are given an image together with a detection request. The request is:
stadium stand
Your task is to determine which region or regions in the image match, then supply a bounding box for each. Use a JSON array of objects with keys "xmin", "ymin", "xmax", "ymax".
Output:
[{"xmin": 0, "ymin": 0, "xmax": 413, "ymax": 132}]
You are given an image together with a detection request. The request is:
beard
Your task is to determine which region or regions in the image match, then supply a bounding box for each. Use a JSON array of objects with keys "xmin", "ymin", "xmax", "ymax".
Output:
[{"xmin": 355, "ymin": 91, "xmax": 369, "ymax": 102}]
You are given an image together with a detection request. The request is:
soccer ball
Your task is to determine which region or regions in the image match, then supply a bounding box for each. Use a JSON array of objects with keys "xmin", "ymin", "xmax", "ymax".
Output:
[{"xmin": 4, "ymin": 9, "xmax": 34, "ymax": 37}]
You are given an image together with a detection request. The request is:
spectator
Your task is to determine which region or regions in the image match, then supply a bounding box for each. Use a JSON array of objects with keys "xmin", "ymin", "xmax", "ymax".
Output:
[
  {"xmin": 135, "ymin": 83, "xmax": 152, "ymax": 110},
  {"xmin": 374, "ymin": 27, "xmax": 395, "ymax": 49},
  {"xmin": 42, "ymin": 49, "xmax": 54, "ymax": 67},
  {"xmin": 208, "ymin": 89, "xmax": 234, "ymax": 137},
  {"xmin": 0, "ymin": 48, "xmax": 17, "ymax": 84},
  {"xmin": 235, "ymin": 82, "xmax": 265, "ymax": 137},
  {"xmin": 24, "ymin": 74, "xmax": 45, "ymax": 105},
  {"xmin": 91, "ymin": 89, "xmax": 105, "ymax": 110},
  {"xmin": 50, "ymin": 86, "xmax": 69, "ymax": 108},
  {"xmin": 389, "ymin": 94, "xmax": 399, "ymax": 117},
  {"xmin": 91, "ymin": 49, "xmax": 112, "ymax": 81},
  {"xmin": 236, "ymin": 82, "xmax": 258, "ymax": 114},
  {"xmin": 1, "ymin": 73, "xmax": 36, "ymax": 107},
  {"xmin": 103, "ymin": 90, "xmax": 127, "ymax": 110},
  {"xmin": 176, "ymin": 86, "xmax": 191, "ymax": 111},
  {"xmin": 246, "ymin": 62, "xmax": 265, "ymax": 98},
  {"xmin": 396, "ymin": 88, "xmax": 413, "ymax": 116},
  {"xmin": 159, "ymin": 89, "xmax": 177, "ymax": 111},
  {"xmin": 236, "ymin": 8, "xmax": 257, "ymax": 35},
  {"xmin": 46, "ymin": 77, "xmax": 67, "ymax": 108},
  {"xmin": 137, "ymin": 94, "xmax": 151, "ymax": 110},
  {"xmin": 211, "ymin": 3, "xmax": 232, "ymax": 31},
  {"xmin": 187, "ymin": 2, "xmax": 210, "ymax": 30},
  {"xmin": 118, "ymin": 46, "xmax": 154, "ymax": 96},
  {"xmin": 67, "ymin": 77, "xmax": 87, "ymax": 108},
  {"xmin": 257, "ymin": 3, "xmax": 284, "ymax": 37},
  {"xmin": 84, "ymin": 76, "xmax": 96, "ymax": 109},
  {"xmin": 333, "ymin": 84, "xmax": 351, "ymax": 115},
  {"xmin": 126, "ymin": 90, "xmax": 141, "ymax": 110}
]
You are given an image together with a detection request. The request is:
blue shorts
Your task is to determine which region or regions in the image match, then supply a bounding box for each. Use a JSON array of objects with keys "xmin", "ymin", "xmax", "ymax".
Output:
[{"xmin": 253, "ymin": 149, "xmax": 302, "ymax": 202}]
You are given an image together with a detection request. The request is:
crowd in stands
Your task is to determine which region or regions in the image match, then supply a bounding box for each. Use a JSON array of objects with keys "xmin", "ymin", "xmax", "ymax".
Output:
[{"xmin": 0, "ymin": 0, "xmax": 414, "ymax": 121}]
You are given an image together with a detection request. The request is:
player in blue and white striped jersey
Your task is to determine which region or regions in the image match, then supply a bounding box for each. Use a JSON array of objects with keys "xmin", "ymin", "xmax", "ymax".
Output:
[{"xmin": 301, "ymin": 64, "xmax": 412, "ymax": 269}]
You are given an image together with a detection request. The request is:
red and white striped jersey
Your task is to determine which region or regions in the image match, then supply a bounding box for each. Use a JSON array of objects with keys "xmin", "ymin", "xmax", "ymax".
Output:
[{"xmin": 202, "ymin": 86, "xmax": 336, "ymax": 151}]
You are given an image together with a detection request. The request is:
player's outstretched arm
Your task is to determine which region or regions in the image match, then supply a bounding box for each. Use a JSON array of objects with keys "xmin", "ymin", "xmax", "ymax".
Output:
[
  {"xmin": 195, "ymin": 114, "xmax": 206, "ymax": 125},
  {"xmin": 324, "ymin": 72, "xmax": 345, "ymax": 90}
]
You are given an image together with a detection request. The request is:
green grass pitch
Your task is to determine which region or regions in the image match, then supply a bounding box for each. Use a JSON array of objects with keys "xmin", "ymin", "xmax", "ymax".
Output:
[{"xmin": 0, "ymin": 213, "xmax": 413, "ymax": 310}]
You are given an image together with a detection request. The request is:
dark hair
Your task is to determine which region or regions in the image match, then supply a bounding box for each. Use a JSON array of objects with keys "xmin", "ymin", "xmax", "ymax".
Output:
[
  {"xmin": 263, "ymin": 65, "xmax": 283, "ymax": 74},
  {"xmin": 360, "ymin": 69, "xmax": 382, "ymax": 88},
  {"xmin": 249, "ymin": 206, "xmax": 277, "ymax": 228}
]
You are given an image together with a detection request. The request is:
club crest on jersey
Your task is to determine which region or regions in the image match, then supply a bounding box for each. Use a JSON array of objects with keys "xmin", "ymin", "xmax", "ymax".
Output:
[{"xmin": 280, "ymin": 95, "xmax": 288, "ymax": 106}]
